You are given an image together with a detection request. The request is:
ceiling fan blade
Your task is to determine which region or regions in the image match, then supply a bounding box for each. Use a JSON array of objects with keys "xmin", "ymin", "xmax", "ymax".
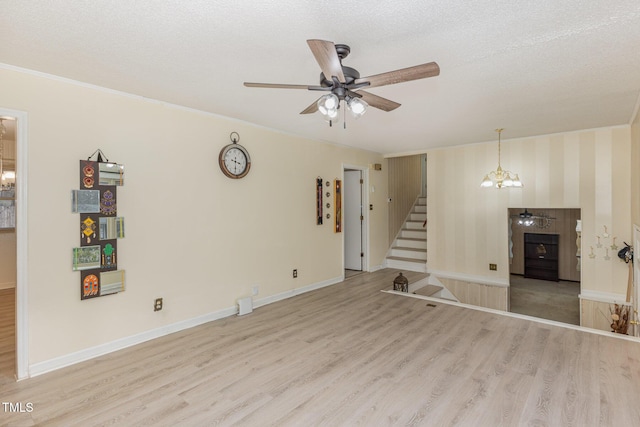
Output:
[
  {"xmin": 355, "ymin": 62, "xmax": 440, "ymax": 89},
  {"xmin": 307, "ymin": 39, "xmax": 346, "ymax": 83},
  {"xmin": 356, "ymin": 90, "xmax": 401, "ymax": 112},
  {"xmin": 300, "ymin": 99, "xmax": 319, "ymax": 114},
  {"xmin": 244, "ymin": 82, "xmax": 324, "ymax": 90}
]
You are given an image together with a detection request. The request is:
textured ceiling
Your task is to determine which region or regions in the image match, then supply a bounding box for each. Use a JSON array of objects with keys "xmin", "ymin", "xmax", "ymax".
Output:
[{"xmin": 2, "ymin": 1, "xmax": 640, "ymax": 155}]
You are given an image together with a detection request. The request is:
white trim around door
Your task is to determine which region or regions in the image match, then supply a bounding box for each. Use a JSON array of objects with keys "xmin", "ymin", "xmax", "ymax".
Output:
[
  {"xmin": 342, "ymin": 164, "xmax": 369, "ymax": 272},
  {"xmin": 0, "ymin": 107, "xmax": 29, "ymax": 380}
]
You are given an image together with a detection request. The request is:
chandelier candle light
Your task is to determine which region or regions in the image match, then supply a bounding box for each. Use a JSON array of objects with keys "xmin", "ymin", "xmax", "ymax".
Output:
[{"xmin": 480, "ymin": 128, "xmax": 523, "ymax": 189}]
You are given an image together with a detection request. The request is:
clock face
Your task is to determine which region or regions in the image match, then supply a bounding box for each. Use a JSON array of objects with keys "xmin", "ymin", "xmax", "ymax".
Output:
[{"xmin": 219, "ymin": 143, "xmax": 251, "ymax": 178}]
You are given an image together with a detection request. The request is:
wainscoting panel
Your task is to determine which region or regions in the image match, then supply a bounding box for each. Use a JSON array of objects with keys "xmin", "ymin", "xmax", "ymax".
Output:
[
  {"xmin": 439, "ymin": 277, "xmax": 508, "ymax": 311},
  {"xmin": 581, "ymin": 298, "xmax": 615, "ymax": 332},
  {"xmin": 580, "ymin": 296, "xmax": 633, "ymax": 333}
]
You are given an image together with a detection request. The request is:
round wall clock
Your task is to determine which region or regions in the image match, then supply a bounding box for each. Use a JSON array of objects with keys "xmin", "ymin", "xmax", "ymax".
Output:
[{"xmin": 219, "ymin": 132, "xmax": 251, "ymax": 179}]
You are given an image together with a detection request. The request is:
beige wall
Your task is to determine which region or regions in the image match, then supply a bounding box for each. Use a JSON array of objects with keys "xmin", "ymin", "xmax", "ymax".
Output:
[
  {"xmin": 632, "ymin": 106, "xmax": 640, "ymax": 227},
  {"xmin": 427, "ymin": 127, "xmax": 632, "ymax": 299},
  {"xmin": 0, "ymin": 67, "xmax": 389, "ymax": 367}
]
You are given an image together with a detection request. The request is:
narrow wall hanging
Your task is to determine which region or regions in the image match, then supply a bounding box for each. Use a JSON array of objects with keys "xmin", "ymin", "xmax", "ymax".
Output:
[
  {"xmin": 334, "ymin": 179, "xmax": 342, "ymax": 232},
  {"xmin": 316, "ymin": 177, "xmax": 323, "ymax": 225},
  {"xmin": 72, "ymin": 149, "xmax": 126, "ymax": 300}
]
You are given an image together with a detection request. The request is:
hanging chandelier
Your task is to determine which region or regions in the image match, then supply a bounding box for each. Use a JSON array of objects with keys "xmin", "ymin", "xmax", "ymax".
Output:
[{"xmin": 480, "ymin": 128, "xmax": 522, "ymax": 189}]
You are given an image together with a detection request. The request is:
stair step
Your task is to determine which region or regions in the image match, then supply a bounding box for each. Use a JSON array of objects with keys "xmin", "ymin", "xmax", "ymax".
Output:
[
  {"xmin": 390, "ymin": 246, "xmax": 427, "ymax": 260},
  {"xmin": 405, "ymin": 221, "xmax": 426, "ymax": 230},
  {"xmin": 386, "ymin": 256, "xmax": 426, "ymax": 263},
  {"xmin": 386, "ymin": 256, "xmax": 427, "ymax": 272},
  {"xmin": 413, "ymin": 285, "xmax": 442, "ymax": 297},
  {"xmin": 395, "ymin": 237, "xmax": 426, "ymax": 249},
  {"xmin": 400, "ymin": 229, "xmax": 426, "ymax": 239},
  {"xmin": 387, "ymin": 196, "xmax": 428, "ymax": 273}
]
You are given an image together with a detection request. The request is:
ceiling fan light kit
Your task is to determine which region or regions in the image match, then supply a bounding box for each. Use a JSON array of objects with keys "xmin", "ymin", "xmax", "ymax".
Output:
[
  {"xmin": 517, "ymin": 209, "xmax": 535, "ymax": 226},
  {"xmin": 317, "ymin": 93, "xmax": 341, "ymax": 123},
  {"xmin": 513, "ymin": 208, "xmax": 554, "ymax": 228},
  {"xmin": 347, "ymin": 97, "xmax": 368, "ymax": 118},
  {"xmin": 244, "ymin": 39, "xmax": 440, "ymax": 126}
]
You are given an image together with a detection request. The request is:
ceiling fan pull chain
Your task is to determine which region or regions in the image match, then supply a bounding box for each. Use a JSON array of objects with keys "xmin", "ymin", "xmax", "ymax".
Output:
[{"xmin": 344, "ymin": 102, "xmax": 347, "ymax": 129}]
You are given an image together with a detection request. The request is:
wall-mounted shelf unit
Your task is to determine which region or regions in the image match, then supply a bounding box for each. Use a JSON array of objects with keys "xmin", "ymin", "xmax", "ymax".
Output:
[{"xmin": 524, "ymin": 233, "xmax": 559, "ymax": 281}]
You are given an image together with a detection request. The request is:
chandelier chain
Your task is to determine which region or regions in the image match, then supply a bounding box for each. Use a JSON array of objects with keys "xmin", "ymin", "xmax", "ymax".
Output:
[
  {"xmin": 480, "ymin": 127, "xmax": 522, "ymax": 189},
  {"xmin": 496, "ymin": 128, "xmax": 503, "ymax": 169}
]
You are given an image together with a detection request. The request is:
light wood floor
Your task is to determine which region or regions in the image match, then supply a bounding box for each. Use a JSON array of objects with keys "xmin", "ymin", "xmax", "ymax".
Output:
[
  {"xmin": 2, "ymin": 270, "xmax": 640, "ymax": 426},
  {"xmin": 0, "ymin": 288, "xmax": 16, "ymax": 387}
]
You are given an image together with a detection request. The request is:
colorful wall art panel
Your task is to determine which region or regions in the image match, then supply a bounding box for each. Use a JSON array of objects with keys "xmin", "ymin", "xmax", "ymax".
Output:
[
  {"xmin": 81, "ymin": 271, "xmax": 100, "ymax": 298},
  {"xmin": 73, "ymin": 158, "xmax": 126, "ymax": 300}
]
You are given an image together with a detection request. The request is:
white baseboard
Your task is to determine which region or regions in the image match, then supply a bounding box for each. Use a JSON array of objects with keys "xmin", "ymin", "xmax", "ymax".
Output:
[
  {"xmin": 253, "ymin": 275, "xmax": 343, "ymax": 309},
  {"xmin": 579, "ymin": 290, "xmax": 630, "ymax": 305},
  {"xmin": 29, "ymin": 305, "xmax": 238, "ymax": 377},
  {"xmin": 28, "ymin": 276, "xmax": 344, "ymax": 377}
]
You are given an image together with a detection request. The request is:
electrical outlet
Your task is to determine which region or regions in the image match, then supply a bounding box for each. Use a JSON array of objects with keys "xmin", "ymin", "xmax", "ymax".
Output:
[
  {"xmin": 489, "ymin": 264, "xmax": 497, "ymax": 271},
  {"xmin": 252, "ymin": 285, "xmax": 259, "ymax": 296},
  {"xmin": 293, "ymin": 269, "xmax": 298, "ymax": 278},
  {"xmin": 154, "ymin": 298, "xmax": 163, "ymax": 311}
]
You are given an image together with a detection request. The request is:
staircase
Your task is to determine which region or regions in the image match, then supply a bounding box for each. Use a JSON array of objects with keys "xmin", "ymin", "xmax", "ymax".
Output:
[
  {"xmin": 386, "ymin": 196, "xmax": 427, "ymax": 273},
  {"xmin": 405, "ymin": 276, "xmax": 458, "ymax": 302}
]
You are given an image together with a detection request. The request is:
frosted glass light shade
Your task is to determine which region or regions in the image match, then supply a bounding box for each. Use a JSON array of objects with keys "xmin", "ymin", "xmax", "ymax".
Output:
[
  {"xmin": 347, "ymin": 97, "xmax": 368, "ymax": 118},
  {"xmin": 317, "ymin": 94, "xmax": 339, "ymax": 115}
]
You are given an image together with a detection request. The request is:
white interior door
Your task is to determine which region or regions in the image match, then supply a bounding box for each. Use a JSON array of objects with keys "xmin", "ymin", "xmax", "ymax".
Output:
[{"xmin": 344, "ymin": 170, "xmax": 363, "ymax": 270}]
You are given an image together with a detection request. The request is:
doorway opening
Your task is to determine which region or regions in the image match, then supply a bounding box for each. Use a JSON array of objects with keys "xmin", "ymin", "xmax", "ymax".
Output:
[
  {"xmin": 508, "ymin": 208, "xmax": 581, "ymax": 325},
  {"xmin": 0, "ymin": 108, "xmax": 27, "ymax": 381},
  {"xmin": 343, "ymin": 166, "xmax": 368, "ymax": 278},
  {"xmin": 0, "ymin": 115, "xmax": 17, "ymax": 383}
]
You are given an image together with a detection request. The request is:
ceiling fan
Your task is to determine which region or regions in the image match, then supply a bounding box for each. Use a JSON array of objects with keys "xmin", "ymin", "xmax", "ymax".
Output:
[
  {"xmin": 512, "ymin": 209, "xmax": 555, "ymax": 227},
  {"xmin": 244, "ymin": 39, "xmax": 440, "ymax": 123}
]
